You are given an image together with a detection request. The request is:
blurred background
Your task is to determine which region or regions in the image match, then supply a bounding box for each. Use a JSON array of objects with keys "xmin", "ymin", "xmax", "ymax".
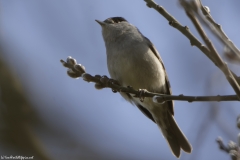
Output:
[{"xmin": 0, "ymin": 0, "xmax": 240, "ymax": 160}]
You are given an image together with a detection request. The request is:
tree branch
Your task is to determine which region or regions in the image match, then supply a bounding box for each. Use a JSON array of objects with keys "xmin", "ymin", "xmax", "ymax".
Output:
[
  {"xmin": 144, "ymin": 0, "xmax": 240, "ymax": 99},
  {"xmin": 216, "ymin": 116, "xmax": 240, "ymax": 160},
  {"xmin": 196, "ymin": 0, "xmax": 240, "ymax": 59},
  {"xmin": 180, "ymin": 0, "xmax": 240, "ymax": 99},
  {"xmin": 60, "ymin": 57, "xmax": 239, "ymax": 103},
  {"xmin": 153, "ymin": 94, "xmax": 239, "ymax": 103},
  {"xmin": 144, "ymin": 0, "xmax": 212, "ymax": 61}
]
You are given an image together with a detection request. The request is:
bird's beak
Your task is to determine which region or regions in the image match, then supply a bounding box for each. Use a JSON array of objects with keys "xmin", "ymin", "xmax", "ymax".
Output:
[{"xmin": 95, "ymin": 20, "xmax": 105, "ymax": 26}]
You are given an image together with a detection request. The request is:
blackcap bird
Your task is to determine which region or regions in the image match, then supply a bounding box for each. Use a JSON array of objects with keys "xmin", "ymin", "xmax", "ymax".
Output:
[{"xmin": 96, "ymin": 17, "xmax": 192, "ymax": 158}]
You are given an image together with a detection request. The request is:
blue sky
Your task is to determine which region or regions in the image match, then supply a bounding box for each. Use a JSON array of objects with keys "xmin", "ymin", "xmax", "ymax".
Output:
[{"xmin": 1, "ymin": 0, "xmax": 240, "ymax": 159}]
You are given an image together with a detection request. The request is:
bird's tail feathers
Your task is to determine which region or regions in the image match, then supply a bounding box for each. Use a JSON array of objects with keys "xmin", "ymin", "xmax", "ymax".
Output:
[{"xmin": 156, "ymin": 112, "xmax": 192, "ymax": 158}]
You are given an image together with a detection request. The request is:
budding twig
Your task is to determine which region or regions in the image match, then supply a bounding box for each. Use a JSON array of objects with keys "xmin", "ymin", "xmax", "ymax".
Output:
[
  {"xmin": 60, "ymin": 57, "xmax": 240, "ymax": 103},
  {"xmin": 196, "ymin": 0, "xmax": 240, "ymax": 59}
]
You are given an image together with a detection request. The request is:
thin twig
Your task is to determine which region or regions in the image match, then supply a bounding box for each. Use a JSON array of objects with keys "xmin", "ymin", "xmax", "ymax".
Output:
[
  {"xmin": 144, "ymin": 0, "xmax": 239, "ymax": 81},
  {"xmin": 144, "ymin": 0, "xmax": 214, "ymax": 62},
  {"xmin": 60, "ymin": 57, "xmax": 240, "ymax": 103},
  {"xmin": 216, "ymin": 137, "xmax": 230, "ymax": 153},
  {"xmin": 180, "ymin": 0, "xmax": 240, "ymax": 99},
  {"xmin": 217, "ymin": 135, "xmax": 240, "ymax": 160},
  {"xmin": 153, "ymin": 94, "xmax": 239, "ymax": 103},
  {"xmin": 197, "ymin": 0, "xmax": 240, "ymax": 59},
  {"xmin": 144, "ymin": 0, "xmax": 240, "ymax": 99}
]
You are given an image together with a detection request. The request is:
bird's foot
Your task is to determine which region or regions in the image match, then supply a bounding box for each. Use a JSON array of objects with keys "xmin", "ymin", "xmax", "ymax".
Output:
[
  {"xmin": 109, "ymin": 78, "xmax": 120, "ymax": 86},
  {"xmin": 138, "ymin": 89, "xmax": 148, "ymax": 102},
  {"xmin": 98, "ymin": 75, "xmax": 120, "ymax": 93},
  {"xmin": 108, "ymin": 78, "xmax": 120, "ymax": 93}
]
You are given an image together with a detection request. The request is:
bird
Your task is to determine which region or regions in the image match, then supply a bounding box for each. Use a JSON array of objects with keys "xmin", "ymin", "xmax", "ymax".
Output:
[{"xmin": 95, "ymin": 17, "xmax": 192, "ymax": 158}]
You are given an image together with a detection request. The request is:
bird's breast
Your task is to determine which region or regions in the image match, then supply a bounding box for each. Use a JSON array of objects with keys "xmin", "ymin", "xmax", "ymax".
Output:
[{"xmin": 106, "ymin": 44, "xmax": 166, "ymax": 93}]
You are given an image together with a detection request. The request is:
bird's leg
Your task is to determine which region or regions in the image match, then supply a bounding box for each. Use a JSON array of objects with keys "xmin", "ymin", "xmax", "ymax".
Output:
[
  {"xmin": 100, "ymin": 75, "xmax": 120, "ymax": 93},
  {"xmin": 108, "ymin": 78, "xmax": 120, "ymax": 86},
  {"xmin": 108, "ymin": 78, "xmax": 120, "ymax": 93},
  {"xmin": 127, "ymin": 86, "xmax": 133, "ymax": 89},
  {"xmin": 137, "ymin": 89, "xmax": 148, "ymax": 102}
]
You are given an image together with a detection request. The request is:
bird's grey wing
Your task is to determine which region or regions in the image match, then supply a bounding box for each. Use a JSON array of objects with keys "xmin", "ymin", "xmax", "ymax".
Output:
[{"xmin": 145, "ymin": 36, "xmax": 174, "ymax": 115}]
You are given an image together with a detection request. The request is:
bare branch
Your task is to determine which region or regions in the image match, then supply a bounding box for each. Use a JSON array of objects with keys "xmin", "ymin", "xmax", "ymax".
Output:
[
  {"xmin": 180, "ymin": 0, "xmax": 240, "ymax": 99},
  {"xmin": 144, "ymin": 0, "xmax": 213, "ymax": 62},
  {"xmin": 217, "ymin": 138, "xmax": 240, "ymax": 160},
  {"xmin": 215, "ymin": 116, "xmax": 240, "ymax": 160},
  {"xmin": 197, "ymin": 0, "xmax": 240, "ymax": 59},
  {"xmin": 153, "ymin": 94, "xmax": 239, "ymax": 103},
  {"xmin": 144, "ymin": 0, "xmax": 224, "ymax": 70},
  {"xmin": 144, "ymin": 0, "xmax": 240, "ymax": 99},
  {"xmin": 216, "ymin": 137, "xmax": 230, "ymax": 153},
  {"xmin": 60, "ymin": 57, "xmax": 240, "ymax": 103}
]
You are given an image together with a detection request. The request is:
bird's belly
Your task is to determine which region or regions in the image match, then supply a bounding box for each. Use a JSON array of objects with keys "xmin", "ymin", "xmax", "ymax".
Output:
[{"xmin": 107, "ymin": 49, "xmax": 166, "ymax": 93}]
